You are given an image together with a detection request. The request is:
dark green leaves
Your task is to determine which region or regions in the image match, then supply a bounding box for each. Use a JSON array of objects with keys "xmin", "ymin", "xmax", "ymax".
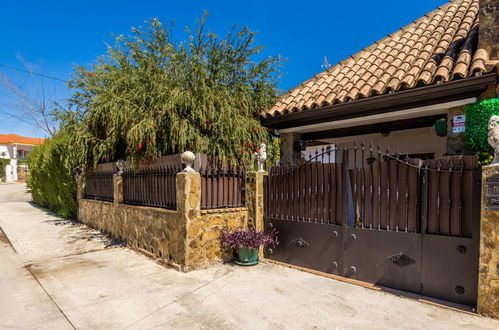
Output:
[
  {"xmin": 464, "ymin": 98, "xmax": 499, "ymax": 164},
  {"xmin": 67, "ymin": 14, "xmax": 283, "ymax": 169}
]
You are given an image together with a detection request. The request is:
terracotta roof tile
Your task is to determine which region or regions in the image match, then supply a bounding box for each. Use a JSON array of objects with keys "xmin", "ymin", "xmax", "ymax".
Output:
[
  {"xmin": 265, "ymin": 0, "xmax": 495, "ymax": 118},
  {"xmin": 0, "ymin": 134, "xmax": 45, "ymax": 145}
]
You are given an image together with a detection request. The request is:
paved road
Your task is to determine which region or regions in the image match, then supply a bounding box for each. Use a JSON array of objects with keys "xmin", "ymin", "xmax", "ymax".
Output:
[{"xmin": 0, "ymin": 183, "xmax": 498, "ymax": 329}]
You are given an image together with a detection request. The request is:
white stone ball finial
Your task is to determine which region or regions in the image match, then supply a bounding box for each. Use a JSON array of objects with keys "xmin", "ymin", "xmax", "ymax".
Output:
[
  {"xmin": 488, "ymin": 115, "xmax": 499, "ymax": 165},
  {"xmin": 181, "ymin": 151, "xmax": 196, "ymax": 172}
]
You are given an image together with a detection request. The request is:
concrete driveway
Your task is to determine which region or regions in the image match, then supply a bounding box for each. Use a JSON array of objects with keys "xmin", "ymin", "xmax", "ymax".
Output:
[{"xmin": 0, "ymin": 183, "xmax": 498, "ymax": 329}]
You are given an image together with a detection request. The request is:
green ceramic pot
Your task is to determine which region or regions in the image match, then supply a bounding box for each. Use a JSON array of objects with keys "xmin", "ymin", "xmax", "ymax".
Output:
[{"xmin": 235, "ymin": 247, "xmax": 259, "ymax": 266}]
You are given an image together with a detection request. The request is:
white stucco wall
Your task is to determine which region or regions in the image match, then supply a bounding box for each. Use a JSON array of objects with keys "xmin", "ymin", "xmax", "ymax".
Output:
[
  {"xmin": 0, "ymin": 144, "xmax": 12, "ymax": 159},
  {"xmin": 0, "ymin": 143, "xmax": 35, "ymax": 160},
  {"xmin": 304, "ymin": 126, "xmax": 447, "ymax": 165}
]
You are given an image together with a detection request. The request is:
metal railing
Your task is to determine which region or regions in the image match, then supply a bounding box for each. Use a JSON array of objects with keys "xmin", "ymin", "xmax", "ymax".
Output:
[
  {"xmin": 84, "ymin": 154, "xmax": 247, "ymax": 210},
  {"xmin": 122, "ymin": 155, "xmax": 183, "ymax": 209},
  {"xmin": 199, "ymin": 154, "xmax": 246, "ymax": 209},
  {"xmin": 265, "ymin": 143, "xmax": 481, "ymax": 238},
  {"xmin": 83, "ymin": 163, "xmax": 116, "ymax": 202}
]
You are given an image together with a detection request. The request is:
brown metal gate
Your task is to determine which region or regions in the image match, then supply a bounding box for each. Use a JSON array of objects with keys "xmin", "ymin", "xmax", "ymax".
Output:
[{"xmin": 264, "ymin": 144, "xmax": 481, "ymax": 306}]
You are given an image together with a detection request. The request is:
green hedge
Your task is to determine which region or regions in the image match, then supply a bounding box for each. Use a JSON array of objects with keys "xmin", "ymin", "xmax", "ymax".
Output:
[
  {"xmin": 0, "ymin": 158, "xmax": 9, "ymax": 181},
  {"xmin": 26, "ymin": 133, "xmax": 77, "ymax": 218},
  {"xmin": 465, "ymin": 98, "xmax": 499, "ymax": 164}
]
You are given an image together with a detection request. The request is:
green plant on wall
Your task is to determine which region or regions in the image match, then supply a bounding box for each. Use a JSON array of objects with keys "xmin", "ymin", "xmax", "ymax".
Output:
[
  {"xmin": 0, "ymin": 158, "xmax": 9, "ymax": 181},
  {"xmin": 465, "ymin": 98, "xmax": 499, "ymax": 165}
]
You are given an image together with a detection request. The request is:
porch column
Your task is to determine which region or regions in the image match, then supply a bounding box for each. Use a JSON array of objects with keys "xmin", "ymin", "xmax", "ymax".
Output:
[
  {"xmin": 280, "ymin": 132, "xmax": 302, "ymax": 165},
  {"xmin": 478, "ymin": 164, "xmax": 499, "ymax": 319},
  {"xmin": 447, "ymin": 105, "xmax": 472, "ymax": 155}
]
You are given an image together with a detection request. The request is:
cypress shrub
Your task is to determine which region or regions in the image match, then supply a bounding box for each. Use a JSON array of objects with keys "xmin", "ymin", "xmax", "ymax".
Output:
[{"xmin": 27, "ymin": 133, "xmax": 77, "ymax": 218}]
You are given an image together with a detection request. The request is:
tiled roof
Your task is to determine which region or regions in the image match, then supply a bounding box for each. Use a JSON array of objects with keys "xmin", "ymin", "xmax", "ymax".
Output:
[
  {"xmin": 0, "ymin": 134, "xmax": 45, "ymax": 145},
  {"xmin": 265, "ymin": 0, "xmax": 495, "ymax": 118}
]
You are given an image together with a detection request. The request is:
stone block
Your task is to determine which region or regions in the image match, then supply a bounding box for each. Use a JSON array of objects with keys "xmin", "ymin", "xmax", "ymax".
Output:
[{"xmin": 478, "ymin": 164, "xmax": 499, "ymax": 319}]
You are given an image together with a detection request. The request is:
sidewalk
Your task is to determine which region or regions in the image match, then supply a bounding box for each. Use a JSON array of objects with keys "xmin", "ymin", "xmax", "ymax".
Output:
[
  {"xmin": 0, "ymin": 228, "xmax": 73, "ymax": 329},
  {"xmin": 1, "ymin": 183, "xmax": 498, "ymax": 329}
]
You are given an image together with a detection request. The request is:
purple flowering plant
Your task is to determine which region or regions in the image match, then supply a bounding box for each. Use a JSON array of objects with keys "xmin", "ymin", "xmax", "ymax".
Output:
[{"xmin": 221, "ymin": 228, "xmax": 278, "ymax": 250}]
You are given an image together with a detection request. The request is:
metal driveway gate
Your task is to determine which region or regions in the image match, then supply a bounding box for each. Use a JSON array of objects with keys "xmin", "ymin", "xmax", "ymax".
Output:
[{"xmin": 264, "ymin": 144, "xmax": 481, "ymax": 306}]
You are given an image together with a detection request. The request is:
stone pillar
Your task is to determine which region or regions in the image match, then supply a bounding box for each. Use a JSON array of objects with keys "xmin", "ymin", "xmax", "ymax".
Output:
[
  {"xmin": 176, "ymin": 171, "xmax": 201, "ymax": 271},
  {"xmin": 280, "ymin": 131, "xmax": 302, "ymax": 165},
  {"xmin": 478, "ymin": 164, "xmax": 499, "ymax": 319},
  {"xmin": 76, "ymin": 175, "xmax": 85, "ymax": 202},
  {"xmin": 113, "ymin": 174, "xmax": 123, "ymax": 204},
  {"xmin": 478, "ymin": 0, "xmax": 498, "ymax": 60},
  {"xmin": 447, "ymin": 105, "xmax": 472, "ymax": 155},
  {"xmin": 246, "ymin": 171, "xmax": 266, "ymax": 231}
]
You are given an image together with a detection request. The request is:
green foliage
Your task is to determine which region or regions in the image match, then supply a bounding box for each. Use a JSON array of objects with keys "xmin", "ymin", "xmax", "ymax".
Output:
[
  {"xmin": 67, "ymin": 15, "xmax": 283, "ymax": 170},
  {"xmin": 26, "ymin": 14, "xmax": 282, "ymax": 218},
  {"xmin": 26, "ymin": 133, "xmax": 77, "ymax": 218},
  {"xmin": 0, "ymin": 158, "xmax": 9, "ymax": 181},
  {"xmin": 465, "ymin": 98, "xmax": 499, "ymax": 165}
]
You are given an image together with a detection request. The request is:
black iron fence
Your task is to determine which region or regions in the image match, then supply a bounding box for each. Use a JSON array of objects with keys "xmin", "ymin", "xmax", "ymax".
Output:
[
  {"xmin": 198, "ymin": 154, "xmax": 246, "ymax": 209},
  {"xmin": 83, "ymin": 154, "xmax": 247, "ymax": 210},
  {"xmin": 83, "ymin": 163, "xmax": 116, "ymax": 202},
  {"xmin": 122, "ymin": 155, "xmax": 183, "ymax": 209}
]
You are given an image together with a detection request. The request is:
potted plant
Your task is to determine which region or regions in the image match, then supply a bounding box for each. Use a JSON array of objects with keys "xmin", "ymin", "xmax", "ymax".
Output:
[{"xmin": 221, "ymin": 228, "xmax": 278, "ymax": 266}]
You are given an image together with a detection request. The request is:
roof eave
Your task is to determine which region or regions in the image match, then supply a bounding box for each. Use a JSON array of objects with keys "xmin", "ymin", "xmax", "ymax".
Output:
[{"xmin": 261, "ymin": 73, "xmax": 497, "ymax": 130}]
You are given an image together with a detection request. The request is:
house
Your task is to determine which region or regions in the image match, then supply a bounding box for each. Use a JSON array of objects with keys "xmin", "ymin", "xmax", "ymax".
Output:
[
  {"xmin": 259, "ymin": 0, "xmax": 498, "ymax": 315},
  {"xmin": 262, "ymin": 0, "xmax": 498, "ymax": 163},
  {"xmin": 0, "ymin": 134, "xmax": 45, "ymax": 182}
]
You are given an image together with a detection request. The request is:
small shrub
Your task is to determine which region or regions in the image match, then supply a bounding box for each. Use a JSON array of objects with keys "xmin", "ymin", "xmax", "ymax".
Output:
[
  {"xmin": 221, "ymin": 228, "xmax": 278, "ymax": 250},
  {"xmin": 465, "ymin": 98, "xmax": 499, "ymax": 164}
]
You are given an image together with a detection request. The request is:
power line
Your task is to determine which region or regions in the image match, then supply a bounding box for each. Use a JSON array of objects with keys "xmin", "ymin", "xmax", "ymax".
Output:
[
  {"xmin": 0, "ymin": 107, "xmax": 39, "ymax": 128},
  {"xmin": 0, "ymin": 63, "xmax": 67, "ymax": 82}
]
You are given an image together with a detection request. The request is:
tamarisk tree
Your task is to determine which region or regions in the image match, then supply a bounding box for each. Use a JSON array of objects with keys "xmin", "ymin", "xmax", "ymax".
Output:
[{"xmin": 67, "ymin": 15, "xmax": 282, "ymax": 169}]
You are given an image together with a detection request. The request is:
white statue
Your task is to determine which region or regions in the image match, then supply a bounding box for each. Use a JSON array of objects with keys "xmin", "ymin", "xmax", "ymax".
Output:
[
  {"xmin": 488, "ymin": 116, "xmax": 499, "ymax": 164},
  {"xmin": 252, "ymin": 143, "xmax": 267, "ymax": 172},
  {"xmin": 181, "ymin": 151, "xmax": 196, "ymax": 172},
  {"xmin": 116, "ymin": 159, "xmax": 125, "ymax": 175}
]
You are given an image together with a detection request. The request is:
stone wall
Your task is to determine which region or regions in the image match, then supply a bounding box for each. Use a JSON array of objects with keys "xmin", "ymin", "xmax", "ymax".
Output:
[
  {"xmin": 185, "ymin": 208, "xmax": 247, "ymax": 271},
  {"xmin": 78, "ymin": 171, "xmax": 256, "ymax": 272},
  {"xmin": 446, "ymin": 105, "xmax": 472, "ymax": 155},
  {"xmin": 78, "ymin": 199, "xmax": 187, "ymax": 270},
  {"xmin": 446, "ymin": 82, "xmax": 498, "ymax": 155},
  {"xmin": 478, "ymin": 165, "xmax": 499, "ymax": 319}
]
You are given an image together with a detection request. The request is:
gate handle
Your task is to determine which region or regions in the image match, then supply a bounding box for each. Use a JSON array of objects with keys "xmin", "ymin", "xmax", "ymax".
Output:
[
  {"xmin": 349, "ymin": 234, "xmax": 357, "ymax": 240},
  {"xmin": 291, "ymin": 237, "xmax": 310, "ymax": 248},
  {"xmin": 332, "ymin": 231, "xmax": 338, "ymax": 237}
]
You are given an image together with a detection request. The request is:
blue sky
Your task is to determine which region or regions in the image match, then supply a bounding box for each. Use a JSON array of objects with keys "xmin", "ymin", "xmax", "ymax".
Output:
[{"xmin": 0, "ymin": 0, "xmax": 448, "ymax": 138}]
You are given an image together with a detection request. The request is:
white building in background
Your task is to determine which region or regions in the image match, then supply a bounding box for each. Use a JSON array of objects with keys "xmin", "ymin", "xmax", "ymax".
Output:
[{"xmin": 0, "ymin": 134, "xmax": 45, "ymax": 182}]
